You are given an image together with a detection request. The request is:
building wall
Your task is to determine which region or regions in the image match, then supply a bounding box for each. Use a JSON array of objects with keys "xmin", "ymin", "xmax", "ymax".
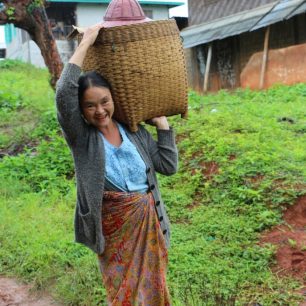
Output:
[
  {"xmin": 4, "ymin": 24, "xmax": 17, "ymax": 45},
  {"xmin": 239, "ymin": 16, "xmax": 306, "ymax": 86},
  {"xmin": 241, "ymin": 42, "xmax": 306, "ymax": 90},
  {"xmin": 6, "ymin": 29, "xmax": 77, "ymax": 67},
  {"xmin": 6, "ymin": 39, "xmax": 45, "ymax": 67},
  {"xmin": 188, "ymin": 14, "xmax": 306, "ymax": 92},
  {"xmin": 76, "ymin": 4, "xmax": 169, "ymax": 27},
  {"xmin": 5, "ymin": 30, "xmax": 23, "ymax": 61}
]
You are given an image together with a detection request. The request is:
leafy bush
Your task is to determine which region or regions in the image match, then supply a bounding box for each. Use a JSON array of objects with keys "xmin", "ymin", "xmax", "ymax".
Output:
[
  {"xmin": 0, "ymin": 90, "xmax": 25, "ymax": 111},
  {"xmin": 0, "ymin": 131, "xmax": 74, "ymax": 194},
  {"xmin": 0, "ymin": 59, "xmax": 31, "ymax": 69},
  {"xmin": 0, "ymin": 59, "xmax": 54, "ymax": 149}
]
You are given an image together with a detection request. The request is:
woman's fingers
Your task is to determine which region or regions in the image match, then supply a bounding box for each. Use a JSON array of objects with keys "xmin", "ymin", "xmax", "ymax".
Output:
[
  {"xmin": 146, "ymin": 116, "xmax": 170, "ymax": 129},
  {"xmin": 82, "ymin": 23, "xmax": 103, "ymax": 46}
]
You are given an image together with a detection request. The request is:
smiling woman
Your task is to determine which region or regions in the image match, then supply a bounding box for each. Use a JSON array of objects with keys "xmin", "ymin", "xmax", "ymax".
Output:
[{"xmin": 55, "ymin": 19, "xmax": 178, "ymax": 305}]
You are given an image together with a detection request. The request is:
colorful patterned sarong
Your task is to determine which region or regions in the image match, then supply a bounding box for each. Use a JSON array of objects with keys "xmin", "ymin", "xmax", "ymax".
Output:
[{"xmin": 98, "ymin": 191, "xmax": 170, "ymax": 306}]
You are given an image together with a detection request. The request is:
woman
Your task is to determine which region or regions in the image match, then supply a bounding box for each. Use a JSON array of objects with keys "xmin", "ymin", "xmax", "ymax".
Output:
[{"xmin": 56, "ymin": 24, "xmax": 178, "ymax": 305}]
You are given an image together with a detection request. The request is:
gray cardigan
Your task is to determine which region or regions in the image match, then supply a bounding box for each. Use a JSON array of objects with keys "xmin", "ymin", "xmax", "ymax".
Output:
[{"xmin": 55, "ymin": 63, "xmax": 178, "ymax": 254}]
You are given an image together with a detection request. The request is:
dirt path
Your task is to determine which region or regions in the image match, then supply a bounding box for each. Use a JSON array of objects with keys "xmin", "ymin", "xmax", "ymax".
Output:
[
  {"xmin": 260, "ymin": 195, "xmax": 306, "ymax": 305},
  {"xmin": 0, "ymin": 277, "xmax": 60, "ymax": 306}
]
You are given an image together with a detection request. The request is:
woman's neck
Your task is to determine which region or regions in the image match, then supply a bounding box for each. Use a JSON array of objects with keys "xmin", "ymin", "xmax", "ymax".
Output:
[
  {"xmin": 100, "ymin": 119, "xmax": 116, "ymax": 135},
  {"xmin": 100, "ymin": 120, "xmax": 122, "ymax": 147}
]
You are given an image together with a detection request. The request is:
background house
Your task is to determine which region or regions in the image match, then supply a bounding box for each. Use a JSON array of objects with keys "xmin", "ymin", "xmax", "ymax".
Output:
[
  {"xmin": 182, "ymin": 0, "xmax": 306, "ymax": 92},
  {"xmin": 4, "ymin": 0, "xmax": 184, "ymax": 67}
]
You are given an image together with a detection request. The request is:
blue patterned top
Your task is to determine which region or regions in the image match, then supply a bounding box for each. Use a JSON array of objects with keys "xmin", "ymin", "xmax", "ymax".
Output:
[{"xmin": 100, "ymin": 123, "xmax": 148, "ymax": 194}]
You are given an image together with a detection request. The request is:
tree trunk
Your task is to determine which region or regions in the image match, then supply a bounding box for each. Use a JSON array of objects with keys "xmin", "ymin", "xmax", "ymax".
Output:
[{"xmin": 0, "ymin": 1, "xmax": 63, "ymax": 89}]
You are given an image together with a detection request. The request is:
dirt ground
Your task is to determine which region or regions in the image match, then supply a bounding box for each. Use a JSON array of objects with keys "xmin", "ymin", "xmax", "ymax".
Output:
[
  {"xmin": 0, "ymin": 277, "xmax": 60, "ymax": 306},
  {"xmin": 260, "ymin": 195, "xmax": 306, "ymax": 305}
]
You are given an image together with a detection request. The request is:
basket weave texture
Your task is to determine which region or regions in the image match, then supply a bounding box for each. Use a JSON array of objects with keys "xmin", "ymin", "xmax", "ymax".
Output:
[{"xmin": 81, "ymin": 19, "xmax": 188, "ymax": 132}]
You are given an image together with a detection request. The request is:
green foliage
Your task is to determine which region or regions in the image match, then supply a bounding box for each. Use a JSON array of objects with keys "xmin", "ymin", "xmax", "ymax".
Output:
[
  {"xmin": 27, "ymin": 0, "xmax": 44, "ymax": 14},
  {"xmin": 0, "ymin": 59, "xmax": 30, "ymax": 69},
  {"xmin": 0, "ymin": 62, "xmax": 305, "ymax": 305},
  {"xmin": 159, "ymin": 85, "xmax": 305, "ymax": 305},
  {"xmin": 0, "ymin": 191, "xmax": 107, "ymax": 305},
  {"xmin": 0, "ymin": 90, "xmax": 25, "ymax": 111},
  {"xmin": 0, "ymin": 132, "xmax": 74, "ymax": 194},
  {"xmin": 288, "ymin": 238, "xmax": 297, "ymax": 249},
  {"xmin": 6, "ymin": 6, "xmax": 15, "ymax": 20},
  {"xmin": 0, "ymin": 60, "xmax": 54, "ymax": 149}
]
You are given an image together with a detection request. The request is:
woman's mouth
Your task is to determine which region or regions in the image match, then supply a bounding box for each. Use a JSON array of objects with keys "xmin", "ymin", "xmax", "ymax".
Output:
[{"xmin": 96, "ymin": 114, "xmax": 108, "ymax": 120}]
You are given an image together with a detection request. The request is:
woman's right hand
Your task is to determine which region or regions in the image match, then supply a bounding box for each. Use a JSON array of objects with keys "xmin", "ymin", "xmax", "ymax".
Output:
[
  {"xmin": 69, "ymin": 23, "xmax": 103, "ymax": 67},
  {"xmin": 80, "ymin": 23, "xmax": 103, "ymax": 47}
]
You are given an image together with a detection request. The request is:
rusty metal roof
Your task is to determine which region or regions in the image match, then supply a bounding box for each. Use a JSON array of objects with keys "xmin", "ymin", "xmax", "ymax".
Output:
[{"xmin": 181, "ymin": 0, "xmax": 306, "ymax": 48}]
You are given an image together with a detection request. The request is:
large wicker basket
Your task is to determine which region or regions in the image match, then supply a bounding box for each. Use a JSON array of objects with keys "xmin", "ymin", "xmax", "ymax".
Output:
[{"xmin": 81, "ymin": 19, "xmax": 188, "ymax": 132}]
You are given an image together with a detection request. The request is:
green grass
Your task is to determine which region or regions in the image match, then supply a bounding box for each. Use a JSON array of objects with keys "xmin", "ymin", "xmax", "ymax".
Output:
[
  {"xmin": 0, "ymin": 60, "xmax": 54, "ymax": 149},
  {"xmin": 0, "ymin": 60, "xmax": 305, "ymax": 305}
]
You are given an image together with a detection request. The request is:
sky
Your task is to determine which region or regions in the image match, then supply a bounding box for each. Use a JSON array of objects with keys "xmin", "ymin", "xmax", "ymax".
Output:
[
  {"xmin": 0, "ymin": 1, "xmax": 188, "ymax": 45},
  {"xmin": 170, "ymin": 0, "xmax": 188, "ymax": 18}
]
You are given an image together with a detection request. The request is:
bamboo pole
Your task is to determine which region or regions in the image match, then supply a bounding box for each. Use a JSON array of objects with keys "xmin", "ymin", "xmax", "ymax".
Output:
[
  {"xmin": 259, "ymin": 26, "xmax": 270, "ymax": 89},
  {"xmin": 203, "ymin": 43, "xmax": 213, "ymax": 92}
]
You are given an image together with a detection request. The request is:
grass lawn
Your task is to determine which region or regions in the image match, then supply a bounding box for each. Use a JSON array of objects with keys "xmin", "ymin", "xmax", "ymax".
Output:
[{"xmin": 0, "ymin": 60, "xmax": 305, "ymax": 305}]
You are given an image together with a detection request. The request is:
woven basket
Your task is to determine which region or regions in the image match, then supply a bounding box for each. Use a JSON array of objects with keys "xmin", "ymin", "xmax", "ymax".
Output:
[{"xmin": 81, "ymin": 19, "xmax": 188, "ymax": 132}]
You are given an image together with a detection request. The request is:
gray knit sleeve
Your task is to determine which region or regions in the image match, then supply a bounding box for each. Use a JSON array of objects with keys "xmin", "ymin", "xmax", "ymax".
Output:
[
  {"xmin": 141, "ymin": 126, "xmax": 178, "ymax": 176},
  {"xmin": 55, "ymin": 63, "xmax": 86, "ymax": 144}
]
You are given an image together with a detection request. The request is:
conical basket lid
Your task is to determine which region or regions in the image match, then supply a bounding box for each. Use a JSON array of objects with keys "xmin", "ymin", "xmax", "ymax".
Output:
[
  {"xmin": 102, "ymin": 0, "xmax": 151, "ymax": 27},
  {"xmin": 105, "ymin": 0, "xmax": 146, "ymax": 21}
]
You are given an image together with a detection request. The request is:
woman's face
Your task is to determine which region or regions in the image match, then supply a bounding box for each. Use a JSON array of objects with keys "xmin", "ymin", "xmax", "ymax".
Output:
[{"xmin": 81, "ymin": 86, "xmax": 114, "ymax": 130}]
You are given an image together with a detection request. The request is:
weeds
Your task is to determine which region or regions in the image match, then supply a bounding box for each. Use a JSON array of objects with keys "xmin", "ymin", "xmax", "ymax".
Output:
[{"xmin": 0, "ymin": 60, "xmax": 305, "ymax": 305}]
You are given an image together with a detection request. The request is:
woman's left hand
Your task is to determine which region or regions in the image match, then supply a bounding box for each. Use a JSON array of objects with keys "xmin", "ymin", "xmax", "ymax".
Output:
[{"xmin": 146, "ymin": 116, "xmax": 170, "ymax": 130}]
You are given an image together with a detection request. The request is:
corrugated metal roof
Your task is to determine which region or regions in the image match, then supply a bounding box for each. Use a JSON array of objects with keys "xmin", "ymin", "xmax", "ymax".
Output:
[
  {"xmin": 181, "ymin": 0, "xmax": 306, "ymax": 48},
  {"xmin": 252, "ymin": 0, "xmax": 305, "ymax": 30},
  {"xmin": 189, "ymin": 0, "xmax": 277, "ymax": 26},
  {"xmin": 286, "ymin": 0, "xmax": 306, "ymax": 17},
  {"xmin": 181, "ymin": 3, "xmax": 277, "ymax": 48}
]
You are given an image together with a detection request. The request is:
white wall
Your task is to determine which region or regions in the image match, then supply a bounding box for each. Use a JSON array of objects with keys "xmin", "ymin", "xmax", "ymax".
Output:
[
  {"xmin": 6, "ymin": 30, "xmax": 44, "ymax": 66},
  {"xmin": 6, "ymin": 28, "xmax": 76, "ymax": 67},
  {"xmin": 76, "ymin": 4, "xmax": 107, "ymax": 27},
  {"xmin": 76, "ymin": 4, "xmax": 169, "ymax": 27},
  {"xmin": 169, "ymin": 0, "xmax": 188, "ymax": 17},
  {"xmin": 0, "ymin": 26, "xmax": 5, "ymax": 44},
  {"xmin": 5, "ymin": 30, "xmax": 23, "ymax": 61},
  {"xmin": 149, "ymin": 5, "xmax": 170, "ymax": 19}
]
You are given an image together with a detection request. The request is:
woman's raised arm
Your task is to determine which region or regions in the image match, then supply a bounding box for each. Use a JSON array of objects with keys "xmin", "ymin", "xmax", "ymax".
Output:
[
  {"xmin": 55, "ymin": 24, "xmax": 103, "ymax": 145},
  {"xmin": 69, "ymin": 24, "xmax": 103, "ymax": 68}
]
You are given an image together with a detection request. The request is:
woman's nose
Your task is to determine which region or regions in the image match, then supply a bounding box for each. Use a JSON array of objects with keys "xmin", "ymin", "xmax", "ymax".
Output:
[{"xmin": 95, "ymin": 105, "xmax": 104, "ymax": 114}]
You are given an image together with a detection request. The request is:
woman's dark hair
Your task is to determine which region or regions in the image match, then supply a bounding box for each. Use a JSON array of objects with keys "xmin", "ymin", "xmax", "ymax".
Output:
[{"xmin": 78, "ymin": 71, "xmax": 112, "ymax": 102}]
